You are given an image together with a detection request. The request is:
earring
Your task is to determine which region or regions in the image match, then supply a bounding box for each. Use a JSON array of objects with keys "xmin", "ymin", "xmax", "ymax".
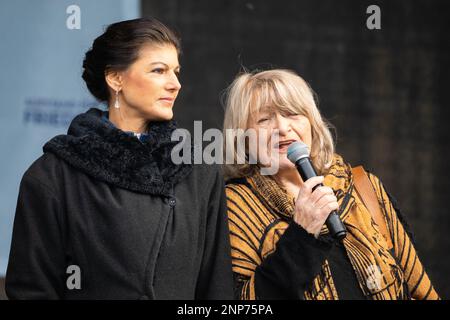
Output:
[{"xmin": 114, "ymin": 89, "xmax": 120, "ymax": 109}]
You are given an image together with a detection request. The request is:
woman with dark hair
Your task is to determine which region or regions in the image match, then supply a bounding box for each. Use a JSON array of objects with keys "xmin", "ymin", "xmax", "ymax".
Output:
[{"xmin": 6, "ymin": 18, "xmax": 233, "ymax": 300}]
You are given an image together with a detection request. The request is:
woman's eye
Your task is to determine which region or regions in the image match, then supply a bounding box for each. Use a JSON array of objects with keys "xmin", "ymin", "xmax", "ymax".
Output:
[
  {"xmin": 152, "ymin": 68, "xmax": 165, "ymax": 74},
  {"xmin": 257, "ymin": 118, "xmax": 269, "ymax": 124}
]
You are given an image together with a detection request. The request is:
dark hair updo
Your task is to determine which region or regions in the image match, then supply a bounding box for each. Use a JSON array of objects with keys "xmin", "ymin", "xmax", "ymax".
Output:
[{"xmin": 82, "ymin": 18, "xmax": 181, "ymax": 102}]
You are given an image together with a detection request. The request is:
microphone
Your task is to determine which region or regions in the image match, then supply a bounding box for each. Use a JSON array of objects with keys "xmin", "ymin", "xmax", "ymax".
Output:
[{"xmin": 287, "ymin": 141, "xmax": 346, "ymax": 240}]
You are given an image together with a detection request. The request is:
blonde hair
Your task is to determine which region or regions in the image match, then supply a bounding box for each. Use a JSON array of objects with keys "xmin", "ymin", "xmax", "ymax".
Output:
[{"xmin": 223, "ymin": 69, "xmax": 335, "ymax": 179}]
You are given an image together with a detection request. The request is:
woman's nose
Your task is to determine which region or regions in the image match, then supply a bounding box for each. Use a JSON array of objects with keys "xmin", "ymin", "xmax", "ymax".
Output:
[
  {"xmin": 166, "ymin": 72, "xmax": 181, "ymax": 91},
  {"xmin": 274, "ymin": 114, "xmax": 290, "ymax": 135}
]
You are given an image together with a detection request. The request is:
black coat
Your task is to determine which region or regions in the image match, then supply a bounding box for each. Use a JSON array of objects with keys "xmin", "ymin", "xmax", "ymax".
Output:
[{"xmin": 6, "ymin": 108, "xmax": 234, "ymax": 300}]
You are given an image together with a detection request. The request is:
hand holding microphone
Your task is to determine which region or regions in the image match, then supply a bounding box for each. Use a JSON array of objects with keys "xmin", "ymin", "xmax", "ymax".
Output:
[{"xmin": 287, "ymin": 141, "xmax": 347, "ymax": 240}]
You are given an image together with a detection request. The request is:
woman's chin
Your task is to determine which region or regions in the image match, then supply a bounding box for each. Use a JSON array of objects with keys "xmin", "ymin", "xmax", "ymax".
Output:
[
  {"xmin": 146, "ymin": 109, "xmax": 174, "ymax": 122},
  {"xmin": 277, "ymin": 159, "xmax": 296, "ymax": 171}
]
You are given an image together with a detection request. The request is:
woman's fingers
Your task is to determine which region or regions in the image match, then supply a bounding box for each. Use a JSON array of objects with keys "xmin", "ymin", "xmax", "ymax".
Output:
[
  {"xmin": 293, "ymin": 175, "xmax": 340, "ymax": 237},
  {"xmin": 298, "ymin": 176, "xmax": 324, "ymax": 196},
  {"xmin": 310, "ymin": 185, "xmax": 335, "ymax": 204},
  {"xmin": 315, "ymin": 194, "xmax": 339, "ymax": 212}
]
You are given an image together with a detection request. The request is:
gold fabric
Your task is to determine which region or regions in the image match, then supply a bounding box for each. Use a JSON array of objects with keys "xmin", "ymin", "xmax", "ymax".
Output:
[{"xmin": 226, "ymin": 154, "xmax": 439, "ymax": 300}]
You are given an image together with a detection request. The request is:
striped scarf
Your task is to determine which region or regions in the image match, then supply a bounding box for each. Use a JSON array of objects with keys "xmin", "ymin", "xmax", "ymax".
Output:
[{"xmin": 226, "ymin": 154, "xmax": 439, "ymax": 300}]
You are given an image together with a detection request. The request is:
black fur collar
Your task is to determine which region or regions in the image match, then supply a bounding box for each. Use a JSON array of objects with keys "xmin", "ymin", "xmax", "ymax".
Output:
[{"xmin": 43, "ymin": 108, "xmax": 192, "ymax": 196}]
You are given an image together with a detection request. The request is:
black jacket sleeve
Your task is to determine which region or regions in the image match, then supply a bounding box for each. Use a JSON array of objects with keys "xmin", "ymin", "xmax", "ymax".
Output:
[
  {"xmin": 254, "ymin": 222, "xmax": 333, "ymax": 299},
  {"xmin": 5, "ymin": 173, "xmax": 66, "ymax": 299},
  {"xmin": 195, "ymin": 166, "xmax": 234, "ymax": 299}
]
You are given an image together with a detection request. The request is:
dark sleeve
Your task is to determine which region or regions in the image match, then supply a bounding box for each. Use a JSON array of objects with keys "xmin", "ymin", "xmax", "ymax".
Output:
[
  {"xmin": 254, "ymin": 222, "xmax": 333, "ymax": 299},
  {"xmin": 5, "ymin": 173, "xmax": 66, "ymax": 299},
  {"xmin": 195, "ymin": 167, "xmax": 234, "ymax": 300}
]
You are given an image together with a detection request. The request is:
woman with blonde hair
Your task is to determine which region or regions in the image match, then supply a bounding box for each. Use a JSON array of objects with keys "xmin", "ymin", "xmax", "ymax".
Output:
[{"xmin": 223, "ymin": 69, "xmax": 439, "ymax": 300}]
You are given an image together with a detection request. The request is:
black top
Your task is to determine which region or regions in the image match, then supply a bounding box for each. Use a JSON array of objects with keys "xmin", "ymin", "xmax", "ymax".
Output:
[
  {"xmin": 253, "ymin": 222, "xmax": 366, "ymax": 300},
  {"xmin": 6, "ymin": 108, "xmax": 234, "ymax": 299},
  {"xmin": 328, "ymin": 241, "xmax": 366, "ymax": 300}
]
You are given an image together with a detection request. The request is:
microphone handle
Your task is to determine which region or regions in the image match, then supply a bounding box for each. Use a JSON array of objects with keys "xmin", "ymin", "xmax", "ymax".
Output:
[{"xmin": 295, "ymin": 157, "xmax": 347, "ymax": 240}]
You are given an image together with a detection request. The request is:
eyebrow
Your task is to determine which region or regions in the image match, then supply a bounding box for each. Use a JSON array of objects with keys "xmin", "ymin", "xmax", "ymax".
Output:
[
  {"xmin": 148, "ymin": 62, "xmax": 181, "ymax": 70},
  {"xmin": 258, "ymin": 106, "xmax": 273, "ymax": 115}
]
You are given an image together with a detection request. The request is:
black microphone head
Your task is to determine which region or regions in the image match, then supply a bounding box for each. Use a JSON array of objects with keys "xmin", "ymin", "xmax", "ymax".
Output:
[{"xmin": 287, "ymin": 141, "xmax": 310, "ymax": 164}]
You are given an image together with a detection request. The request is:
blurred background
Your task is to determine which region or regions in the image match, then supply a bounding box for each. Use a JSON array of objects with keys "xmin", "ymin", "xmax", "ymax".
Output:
[{"xmin": 0, "ymin": 0, "xmax": 449, "ymax": 299}]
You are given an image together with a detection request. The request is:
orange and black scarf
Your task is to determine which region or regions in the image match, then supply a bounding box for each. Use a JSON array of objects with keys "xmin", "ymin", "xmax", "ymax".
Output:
[{"xmin": 226, "ymin": 154, "xmax": 439, "ymax": 300}]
